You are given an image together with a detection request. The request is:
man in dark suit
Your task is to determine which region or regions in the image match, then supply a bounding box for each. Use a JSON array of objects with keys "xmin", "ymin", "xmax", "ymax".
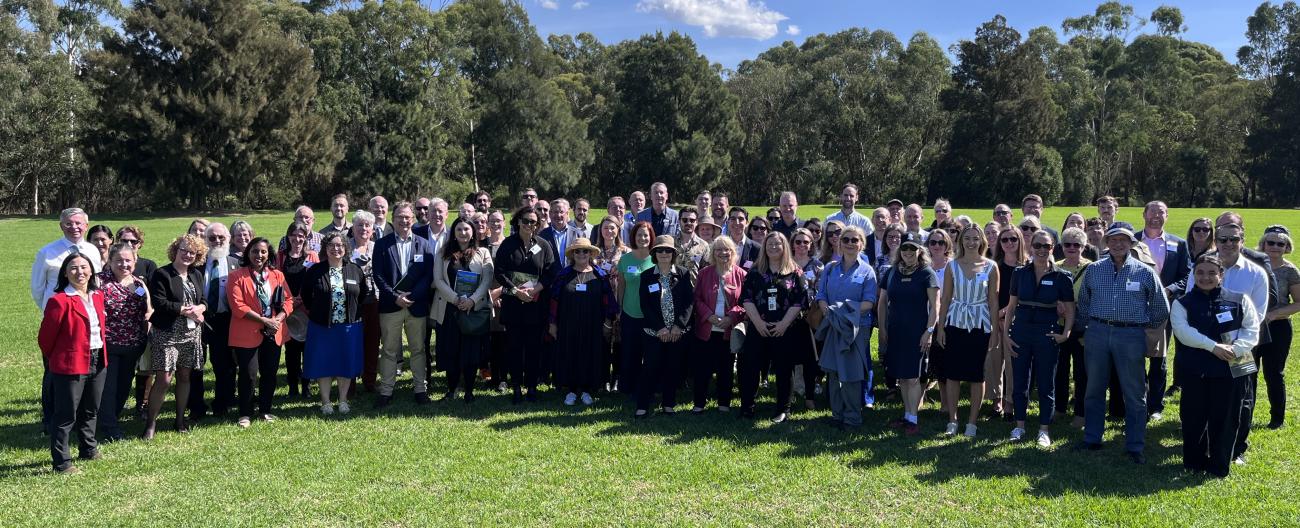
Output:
[
  {"xmin": 199, "ymin": 223, "xmax": 242, "ymax": 418},
  {"xmin": 1138, "ymin": 201, "xmax": 1192, "ymax": 420},
  {"xmin": 372, "ymin": 201, "xmax": 435, "ymax": 407},
  {"xmin": 863, "ymin": 207, "xmax": 890, "ymax": 267},
  {"xmin": 633, "ymin": 182, "xmax": 679, "ymax": 238},
  {"xmin": 538, "ymin": 198, "xmax": 571, "ymax": 266}
]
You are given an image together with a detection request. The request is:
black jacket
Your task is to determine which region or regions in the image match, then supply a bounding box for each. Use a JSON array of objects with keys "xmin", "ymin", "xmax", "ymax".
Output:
[
  {"xmin": 148, "ymin": 263, "xmax": 207, "ymax": 329},
  {"xmin": 300, "ymin": 262, "xmax": 370, "ymax": 327},
  {"xmin": 638, "ymin": 265, "xmax": 694, "ymax": 332}
]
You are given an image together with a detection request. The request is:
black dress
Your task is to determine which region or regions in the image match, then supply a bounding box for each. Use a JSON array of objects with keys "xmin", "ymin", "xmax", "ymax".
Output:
[{"xmin": 550, "ymin": 267, "xmax": 619, "ymax": 391}]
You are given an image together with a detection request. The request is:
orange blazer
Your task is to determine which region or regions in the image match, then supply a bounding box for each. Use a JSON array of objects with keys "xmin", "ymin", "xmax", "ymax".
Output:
[{"xmin": 226, "ymin": 267, "xmax": 294, "ymax": 348}]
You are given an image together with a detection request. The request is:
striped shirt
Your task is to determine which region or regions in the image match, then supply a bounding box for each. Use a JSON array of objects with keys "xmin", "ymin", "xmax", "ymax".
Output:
[
  {"xmin": 945, "ymin": 258, "xmax": 995, "ymax": 332},
  {"xmin": 1078, "ymin": 255, "xmax": 1170, "ymax": 328}
]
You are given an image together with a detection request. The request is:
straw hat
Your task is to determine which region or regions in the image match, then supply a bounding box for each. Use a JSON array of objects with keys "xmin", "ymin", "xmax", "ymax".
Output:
[
  {"xmin": 564, "ymin": 237, "xmax": 599, "ymax": 260},
  {"xmin": 650, "ymin": 235, "xmax": 677, "ymax": 253}
]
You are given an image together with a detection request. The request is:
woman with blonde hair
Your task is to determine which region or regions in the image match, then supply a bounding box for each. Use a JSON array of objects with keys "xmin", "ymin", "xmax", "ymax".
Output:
[
  {"xmin": 738, "ymin": 232, "xmax": 809, "ymax": 423},
  {"xmin": 878, "ymin": 233, "xmax": 939, "ymax": 435}
]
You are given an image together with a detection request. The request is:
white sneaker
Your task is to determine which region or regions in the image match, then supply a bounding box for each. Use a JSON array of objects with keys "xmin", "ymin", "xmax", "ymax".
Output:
[
  {"xmin": 1150, "ymin": 412, "xmax": 1163, "ymax": 422},
  {"xmin": 580, "ymin": 393, "xmax": 594, "ymax": 405},
  {"xmin": 964, "ymin": 423, "xmax": 977, "ymax": 437},
  {"xmin": 944, "ymin": 422, "xmax": 959, "ymax": 436},
  {"xmin": 320, "ymin": 404, "xmax": 334, "ymax": 415},
  {"xmin": 338, "ymin": 402, "xmax": 351, "ymax": 414},
  {"xmin": 1036, "ymin": 430, "xmax": 1051, "ymax": 447},
  {"xmin": 564, "ymin": 393, "xmax": 577, "ymax": 406},
  {"xmin": 1010, "ymin": 427, "xmax": 1025, "ymax": 441}
]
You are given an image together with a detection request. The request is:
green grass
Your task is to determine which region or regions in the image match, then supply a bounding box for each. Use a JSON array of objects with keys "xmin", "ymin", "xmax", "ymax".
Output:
[{"xmin": 1, "ymin": 207, "xmax": 1298, "ymax": 526}]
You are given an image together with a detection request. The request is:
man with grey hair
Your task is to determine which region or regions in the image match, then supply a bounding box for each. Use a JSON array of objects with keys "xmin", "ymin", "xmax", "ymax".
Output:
[
  {"xmin": 279, "ymin": 205, "xmax": 323, "ymax": 254},
  {"xmin": 413, "ymin": 197, "xmax": 449, "ymax": 253},
  {"xmin": 540, "ymin": 198, "xmax": 573, "ymax": 265},
  {"xmin": 31, "ymin": 207, "xmax": 101, "ymax": 310},
  {"xmin": 633, "ymin": 182, "xmax": 679, "ymax": 237},
  {"xmin": 772, "ymin": 191, "xmax": 801, "ymax": 240},
  {"xmin": 200, "ymin": 222, "xmax": 242, "ymax": 418},
  {"xmin": 370, "ymin": 196, "xmax": 393, "ymax": 239}
]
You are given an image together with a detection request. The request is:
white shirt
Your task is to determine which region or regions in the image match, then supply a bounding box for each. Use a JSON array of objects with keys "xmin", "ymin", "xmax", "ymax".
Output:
[
  {"xmin": 32, "ymin": 237, "xmax": 102, "ymax": 310},
  {"xmin": 825, "ymin": 209, "xmax": 873, "ymax": 235},
  {"xmin": 1142, "ymin": 231, "xmax": 1167, "ymax": 273},
  {"xmin": 1170, "ymin": 287, "xmax": 1260, "ymax": 357},
  {"xmin": 712, "ymin": 280, "xmax": 727, "ymax": 332},
  {"xmin": 1185, "ymin": 255, "xmax": 1268, "ymax": 330},
  {"xmin": 395, "ymin": 234, "xmax": 413, "ymax": 276},
  {"xmin": 206, "ymin": 257, "xmax": 231, "ymax": 313},
  {"xmin": 67, "ymin": 286, "xmax": 103, "ymax": 350}
]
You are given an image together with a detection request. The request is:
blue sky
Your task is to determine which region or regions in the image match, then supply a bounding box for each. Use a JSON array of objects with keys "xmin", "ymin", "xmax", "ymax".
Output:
[{"xmin": 521, "ymin": 0, "xmax": 1262, "ymax": 70}]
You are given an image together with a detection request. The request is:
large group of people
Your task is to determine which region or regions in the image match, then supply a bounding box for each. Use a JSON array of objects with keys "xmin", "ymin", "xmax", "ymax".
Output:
[{"xmin": 31, "ymin": 184, "xmax": 1296, "ymax": 479}]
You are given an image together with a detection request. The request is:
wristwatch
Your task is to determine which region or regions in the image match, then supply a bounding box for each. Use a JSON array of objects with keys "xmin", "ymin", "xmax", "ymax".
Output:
[{"xmin": 925, "ymin": 326, "xmax": 936, "ymax": 334}]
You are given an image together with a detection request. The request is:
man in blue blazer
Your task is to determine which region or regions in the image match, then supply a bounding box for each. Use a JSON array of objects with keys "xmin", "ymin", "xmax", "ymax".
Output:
[
  {"xmin": 372, "ymin": 201, "xmax": 435, "ymax": 407},
  {"xmin": 633, "ymin": 182, "xmax": 679, "ymax": 238},
  {"xmin": 1139, "ymin": 201, "xmax": 1192, "ymax": 419}
]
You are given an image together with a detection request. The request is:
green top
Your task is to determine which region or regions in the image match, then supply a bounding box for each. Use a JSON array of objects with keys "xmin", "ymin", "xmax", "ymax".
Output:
[
  {"xmin": 1056, "ymin": 257, "xmax": 1093, "ymax": 300},
  {"xmin": 618, "ymin": 252, "xmax": 653, "ymax": 318}
]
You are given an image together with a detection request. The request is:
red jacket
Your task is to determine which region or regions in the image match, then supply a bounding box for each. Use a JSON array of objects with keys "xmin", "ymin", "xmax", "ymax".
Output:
[
  {"xmin": 227, "ymin": 267, "xmax": 295, "ymax": 348},
  {"xmin": 38, "ymin": 291, "xmax": 109, "ymax": 375},
  {"xmin": 692, "ymin": 264, "xmax": 748, "ymax": 341}
]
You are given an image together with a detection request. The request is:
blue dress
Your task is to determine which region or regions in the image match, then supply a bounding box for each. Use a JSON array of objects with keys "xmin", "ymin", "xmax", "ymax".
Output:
[
  {"xmin": 883, "ymin": 265, "xmax": 939, "ymax": 379},
  {"xmin": 304, "ymin": 267, "xmax": 364, "ymax": 379}
]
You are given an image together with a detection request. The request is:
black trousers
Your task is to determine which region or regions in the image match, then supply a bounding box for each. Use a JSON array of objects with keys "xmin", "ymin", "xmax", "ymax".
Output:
[
  {"xmin": 284, "ymin": 339, "xmax": 306, "ymax": 393},
  {"xmin": 692, "ymin": 331, "xmax": 734, "ymax": 408},
  {"xmin": 442, "ymin": 312, "xmax": 482, "ymax": 397},
  {"xmin": 507, "ymin": 321, "xmax": 544, "ymax": 392},
  {"xmin": 486, "ymin": 330, "xmax": 507, "ymax": 384},
  {"xmin": 738, "ymin": 327, "xmax": 796, "ymax": 414},
  {"xmin": 1055, "ymin": 331, "xmax": 1087, "ymax": 416},
  {"xmin": 204, "ymin": 312, "xmax": 235, "ymax": 415},
  {"xmin": 619, "ymin": 316, "xmax": 645, "ymax": 396},
  {"xmin": 1181, "ymin": 375, "xmax": 1247, "ymax": 477},
  {"xmin": 637, "ymin": 334, "xmax": 681, "ymax": 410},
  {"xmin": 50, "ymin": 356, "xmax": 105, "ymax": 472},
  {"xmin": 187, "ymin": 348, "xmax": 208, "ymax": 417},
  {"xmin": 234, "ymin": 337, "xmax": 282, "ymax": 417},
  {"xmin": 99, "ymin": 343, "xmax": 146, "ymax": 437},
  {"xmin": 1256, "ymin": 319, "xmax": 1291, "ymax": 424}
]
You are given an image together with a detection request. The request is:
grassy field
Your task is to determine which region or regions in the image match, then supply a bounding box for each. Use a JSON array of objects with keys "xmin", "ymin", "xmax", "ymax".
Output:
[{"xmin": 1, "ymin": 205, "xmax": 1298, "ymax": 526}]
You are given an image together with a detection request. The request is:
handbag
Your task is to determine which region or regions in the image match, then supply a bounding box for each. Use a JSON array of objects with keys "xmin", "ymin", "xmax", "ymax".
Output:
[{"xmin": 458, "ymin": 307, "xmax": 491, "ymax": 336}]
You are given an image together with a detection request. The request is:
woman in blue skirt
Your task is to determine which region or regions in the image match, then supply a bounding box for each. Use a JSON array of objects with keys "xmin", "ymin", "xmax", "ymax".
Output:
[{"xmin": 302, "ymin": 233, "xmax": 371, "ymax": 415}]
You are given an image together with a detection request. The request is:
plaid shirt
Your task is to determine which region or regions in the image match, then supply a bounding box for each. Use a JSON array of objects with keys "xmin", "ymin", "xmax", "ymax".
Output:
[{"xmin": 1078, "ymin": 255, "xmax": 1170, "ymax": 328}]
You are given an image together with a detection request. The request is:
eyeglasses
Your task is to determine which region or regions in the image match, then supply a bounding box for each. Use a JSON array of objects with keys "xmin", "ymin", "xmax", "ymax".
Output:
[
  {"xmin": 899, "ymin": 246, "xmax": 918, "ymax": 252},
  {"xmin": 208, "ymin": 235, "xmax": 227, "ymax": 242},
  {"xmin": 840, "ymin": 237, "xmax": 862, "ymax": 244},
  {"xmin": 414, "ymin": 206, "xmax": 429, "ymax": 211},
  {"xmin": 935, "ymin": 208, "xmax": 951, "ymax": 214},
  {"xmin": 681, "ymin": 217, "xmax": 697, "ymax": 223},
  {"xmin": 519, "ymin": 219, "xmax": 538, "ymax": 226},
  {"xmin": 1192, "ymin": 226, "xmax": 1211, "ymax": 234},
  {"xmin": 1216, "ymin": 236, "xmax": 1242, "ymax": 243},
  {"xmin": 1062, "ymin": 242, "xmax": 1082, "ymax": 249},
  {"xmin": 1031, "ymin": 243, "xmax": 1053, "ymax": 250},
  {"xmin": 1265, "ymin": 240, "xmax": 1287, "ymax": 247},
  {"xmin": 120, "ymin": 239, "xmax": 140, "ymax": 246},
  {"xmin": 1000, "ymin": 238, "xmax": 1019, "ymax": 244},
  {"xmin": 927, "ymin": 240, "xmax": 947, "ymax": 246}
]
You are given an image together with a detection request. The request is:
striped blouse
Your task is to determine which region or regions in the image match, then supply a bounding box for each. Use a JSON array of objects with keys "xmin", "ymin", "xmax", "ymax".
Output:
[{"xmin": 945, "ymin": 258, "xmax": 994, "ymax": 332}]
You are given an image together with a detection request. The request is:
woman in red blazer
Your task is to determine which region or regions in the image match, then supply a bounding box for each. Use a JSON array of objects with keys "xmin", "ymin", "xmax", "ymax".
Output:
[
  {"xmin": 37, "ymin": 252, "xmax": 108, "ymax": 474},
  {"xmin": 227, "ymin": 237, "xmax": 294, "ymax": 427},
  {"xmin": 690, "ymin": 237, "xmax": 748, "ymax": 413}
]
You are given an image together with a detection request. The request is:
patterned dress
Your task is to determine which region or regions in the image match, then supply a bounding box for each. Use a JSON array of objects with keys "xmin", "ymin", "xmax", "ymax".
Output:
[{"xmin": 151, "ymin": 276, "xmax": 204, "ymax": 371}]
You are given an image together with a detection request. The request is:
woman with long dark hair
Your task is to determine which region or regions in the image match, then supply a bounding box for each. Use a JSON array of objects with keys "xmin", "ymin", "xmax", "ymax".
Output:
[
  {"xmin": 277, "ymin": 221, "xmax": 320, "ymax": 399},
  {"xmin": 432, "ymin": 217, "xmax": 493, "ymax": 403},
  {"xmin": 615, "ymin": 221, "xmax": 654, "ymax": 396},
  {"xmin": 39, "ymin": 252, "xmax": 108, "ymax": 473}
]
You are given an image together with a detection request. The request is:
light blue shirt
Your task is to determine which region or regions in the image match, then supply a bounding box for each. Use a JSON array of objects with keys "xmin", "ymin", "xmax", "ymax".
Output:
[
  {"xmin": 816, "ymin": 254, "xmax": 879, "ymax": 327},
  {"xmin": 825, "ymin": 209, "xmax": 873, "ymax": 235}
]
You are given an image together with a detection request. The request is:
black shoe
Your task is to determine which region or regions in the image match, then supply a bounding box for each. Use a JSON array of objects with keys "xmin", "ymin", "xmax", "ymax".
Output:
[
  {"xmin": 1127, "ymin": 451, "xmax": 1146, "ymax": 465},
  {"xmin": 375, "ymin": 395, "xmax": 393, "ymax": 409},
  {"xmin": 79, "ymin": 450, "xmax": 101, "ymax": 461},
  {"xmin": 440, "ymin": 391, "xmax": 457, "ymax": 402},
  {"xmin": 464, "ymin": 393, "xmax": 475, "ymax": 404},
  {"xmin": 511, "ymin": 391, "xmax": 523, "ymax": 405},
  {"xmin": 770, "ymin": 412, "xmax": 789, "ymax": 424},
  {"xmin": 634, "ymin": 410, "xmax": 649, "ymax": 419},
  {"xmin": 740, "ymin": 408, "xmax": 756, "ymax": 419},
  {"xmin": 1268, "ymin": 418, "xmax": 1284, "ymax": 430},
  {"xmin": 288, "ymin": 387, "xmax": 300, "ymax": 398},
  {"xmin": 1164, "ymin": 385, "xmax": 1180, "ymax": 397},
  {"xmin": 413, "ymin": 392, "xmax": 431, "ymax": 405},
  {"xmin": 525, "ymin": 390, "xmax": 538, "ymax": 403},
  {"xmin": 1072, "ymin": 441, "xmax": 1102, "ymax": 452}
]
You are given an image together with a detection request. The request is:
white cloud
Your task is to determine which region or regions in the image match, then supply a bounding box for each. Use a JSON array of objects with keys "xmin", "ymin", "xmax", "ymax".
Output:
[
  {"xmin": 785, "ymin": 25, "xmax": 800, "ymax": 36},
  {"xmin": 572, "ymin": 1, "xmax": 589, "ymax": 9},
  {"xmin": 540, "ymin": 0, "xmax": 559, "ymax": 9},
  {"xmin": 635, "ymin": 0, "xmax": 789, "ymax": 40}
]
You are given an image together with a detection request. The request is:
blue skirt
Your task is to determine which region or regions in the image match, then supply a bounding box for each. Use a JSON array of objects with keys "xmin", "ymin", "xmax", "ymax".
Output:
[{"xmin": 304, "ymin": 320, "xmax": 364, "ymax": 379}]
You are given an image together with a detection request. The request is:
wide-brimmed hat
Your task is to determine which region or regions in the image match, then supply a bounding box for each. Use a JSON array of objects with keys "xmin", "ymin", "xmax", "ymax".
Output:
[
  {"xmin": 564, "ymin": 237, "xmax": 599, "ymax": 259},
  {"xmin": 899, "ymin": 232, "xmax": 924, "ymax": 250},
  {"xmin": 651, "ymin": 235, "xmax": 677, "ymax": 253},
  {"xmin": 1105, "ymin": 221, "xmax": 1139, "ymax": 242},
  {"xmin": 697, "ymin": 218, "xmax": 722, "ymax": 234}
]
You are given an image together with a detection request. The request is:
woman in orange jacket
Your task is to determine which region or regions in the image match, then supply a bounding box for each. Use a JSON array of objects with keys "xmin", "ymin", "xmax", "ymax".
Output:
[{"xmin": 227, "ymin": 237, "xmax": 294, "ymax": 428}]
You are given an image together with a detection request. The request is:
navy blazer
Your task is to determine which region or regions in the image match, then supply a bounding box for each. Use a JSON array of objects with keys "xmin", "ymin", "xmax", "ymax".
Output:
[
  {"xmin": 634, "ymin": 206, "xmax": 680, "ymax": 238},
  {"xmin": 1151, "ymin": 232, "xmax": 1192, "ymax": 295},
  {"xmin": 538, "ymin": 225, "xmax": 566, "ymax": 265},
  {"xmin": 372, "ymin": 232, "xmax": 435, "ymax": 316}
]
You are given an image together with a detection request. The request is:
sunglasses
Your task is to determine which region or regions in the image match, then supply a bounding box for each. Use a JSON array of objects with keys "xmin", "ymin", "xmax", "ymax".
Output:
[
  {"xmin": 1216, "ymin": 236, "xmax": 1242, "ymax": 243},
  {"xmin": 1019, "ymin": 225, "xmax": 1036, "ymax": 232},
  {"xmin": 653, "ymin": 248, "xmax": 675, "ymax": 254},
  {"xmin": 767, "ymin": 217, "xmax": 780, "ymax": 223},
  {"xmin": 793, "ymin": 240, "xmax": 812, "ymax": 246},
  {"xmin": 414, "ymin": 206, "xmax": 429, "ymax": 211},
  {"xmin": 826, "ymin": 230, "xmax": 841, "ymax": 238},
  {"xmin": 840, "ymin": 237, "xmax": 862, "ymax": 244},
  {"xmin": 519, "ymin": 219, "xmax": 538, "ymax": 226},
  {"xmin": 994, "ymin": 210, "xmax": 1010, "ymax": 216},
  {"xmin": 573, "ymin": 249, "xmax": 591, "ymax": 255},
  {"xmin": 1000, "ymin": 238, "xmax": 1019, "ymax": 244},
  {"xmin": 681, "ymin": 217, "xmax": 697, "ymax": 223},
  {"xmin": 899, "ymin": 246, "xmax": 919, "ymax": 252},
  {"xmin": 120, "ymin": 239, "xmax": 140, "ymax": 246},
  {"xmin": 935, "ymin": 208, "xmax": 951, "ymax": 214},
  {"xmin": 1031, "ymin": 243, "xmax": 1053, "ymax": 250},
  {"xmin": 1192, "ymin": 227, "xmax": 1211, "ymax": 233},
  {"xmin": 1062, "ymin": 242, "xmax": 1082, "ymax": 249},
  {"xmin": 1265, "ymin": 240, "xmax": 1287, "ymax": 247},
  {"xmin": 927, "ymin": 240, "xmax": 947, "ymax": 246}
]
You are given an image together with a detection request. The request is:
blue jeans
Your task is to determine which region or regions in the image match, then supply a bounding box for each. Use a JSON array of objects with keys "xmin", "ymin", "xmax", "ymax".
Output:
[
  {"xmin": 1011, "ymin": 324, "xmax": 1059, "ymax": 426},
  {"xmin": 1084, "ymin": 323, "xmax": 1148, "ymax": 452}
]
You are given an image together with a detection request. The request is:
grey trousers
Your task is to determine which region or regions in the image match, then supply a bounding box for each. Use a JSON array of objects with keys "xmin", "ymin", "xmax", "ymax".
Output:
[{"xmin": 827, "ymin": 371, "xmax": 863, "ymax": 427}]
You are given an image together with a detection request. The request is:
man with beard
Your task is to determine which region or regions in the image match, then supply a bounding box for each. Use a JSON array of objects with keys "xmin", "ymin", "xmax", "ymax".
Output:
[
  {"xmin": 320, "ymin": 194, "xmax": 351, "ymax": 238},
  {"xmin": 711, "ymin": 192, "xmax": 731, "ymax": 236},
  {"xmin": 570, "ymin": 198, "xmax": 593, "ymax": 239},
  {"xmin": 200, "ymin": 223, "xmax": 242, "ymax": 417}
]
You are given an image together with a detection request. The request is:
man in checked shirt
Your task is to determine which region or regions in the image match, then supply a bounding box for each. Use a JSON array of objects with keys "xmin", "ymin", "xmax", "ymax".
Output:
[{"xmin": 1075, "ymin": 223, "xmax": 1171, "ymax": 465}]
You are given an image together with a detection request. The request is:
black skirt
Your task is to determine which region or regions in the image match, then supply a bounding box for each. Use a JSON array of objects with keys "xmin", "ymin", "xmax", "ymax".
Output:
[{"xmin": 938, "ymin": 325, "xmax": 990, "ymax": 382}]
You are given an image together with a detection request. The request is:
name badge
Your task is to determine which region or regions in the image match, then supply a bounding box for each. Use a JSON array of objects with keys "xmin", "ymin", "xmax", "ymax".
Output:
[
  {"xmin": 346, "ymin": 279, "xmax": 358, "ymax": 285},
  {"xmin": 304, "ymin": 261, "xmax": 315, "ymax": 268},
  {"xmin": 743, "ymin": 261, "xmax": 753, "ymax": 269},
  {"xmin": 575, "ymin": 283, "xmax": 588, "ymax": 292},
  {"xmin": 134, "ymin": 286, "xmax": 147, "ymax": 297},
  {"xmin": 529, "ymin": 244, "xmax": 541, "ymax": 255},
  {"xmin": 626, "ymin": 265, "xmax": 638, "ymax": 274},
  {"xmin": 648, "ymin": 283, "xmax": 661, "ymax": 293},
  {"xmin": 767, "ymin": 288, "xmax": 778, "ymax": 294},
  {"xmin": 805, "ymin": 270, "xmax": 816, "ymax": 280},
  {"xmin": 901, "ymin": 277, "xmax": 912, "ymax": 282},
  {"xmin": 767, "ymin": 296, "xmax": 778, "ymax": 311},
  {"xmin": 1042, "ymin": 280, "xmax": 1054, "ymax": 286},
  {"xmin": 601, "ymin": 262, "xmax": 612, "ymax": 272},
  {"xmin": 1166, "ymin": 241, "xmax": 1179, "ymax": 250},
  {"xmin": 852, "ymin": 274, "xmax": 865, "ymax": 284},
  {"xmin": 976, "ymin": 272, "xmax": 989, "ymax": 283},
  {"xmin": 1125, "ymin": 281, "xmax": 1140, "ymax": 292},
  {"xmin": 1216, "ymin": 311, "xmax": 1234, "ymax": 323},
  {"xmin": 412, "ymin": 254, "xmax": 424, "ymax": 263}
]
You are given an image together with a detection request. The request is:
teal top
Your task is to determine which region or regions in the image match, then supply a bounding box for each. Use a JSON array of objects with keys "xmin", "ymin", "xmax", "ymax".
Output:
[{"xmin": 618, "ymin": 252, "xmax": 653, "ymax": 318}]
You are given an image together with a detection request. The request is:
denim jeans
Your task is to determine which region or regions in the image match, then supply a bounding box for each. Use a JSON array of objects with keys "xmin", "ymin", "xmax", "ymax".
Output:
[{"xmin": 1084, "ymin": 323, "xmax": 1149, "ymax": 452}]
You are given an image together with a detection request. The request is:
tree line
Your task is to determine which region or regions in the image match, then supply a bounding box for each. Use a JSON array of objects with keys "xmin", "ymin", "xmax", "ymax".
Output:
[{"xmin": 2, "ymin": 0, "xmax": 1298, "ymax": 214}]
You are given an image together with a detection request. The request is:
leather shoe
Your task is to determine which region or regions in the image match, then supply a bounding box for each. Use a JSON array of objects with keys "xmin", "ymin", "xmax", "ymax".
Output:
[
  {"xmin": 374, "ymin": 395, "xmax": 392, "ymax": 409},
  {"xmin": 413, "ymin": 392, "xmax": 431, "ymax": 405},
  {"xmin": 1071, "ymin": 441, "xmax": 1102, "ymax": 452},
  {"xmin": 1127, "ymin": 451, "xmax": 1146, "ymax": 465}
]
